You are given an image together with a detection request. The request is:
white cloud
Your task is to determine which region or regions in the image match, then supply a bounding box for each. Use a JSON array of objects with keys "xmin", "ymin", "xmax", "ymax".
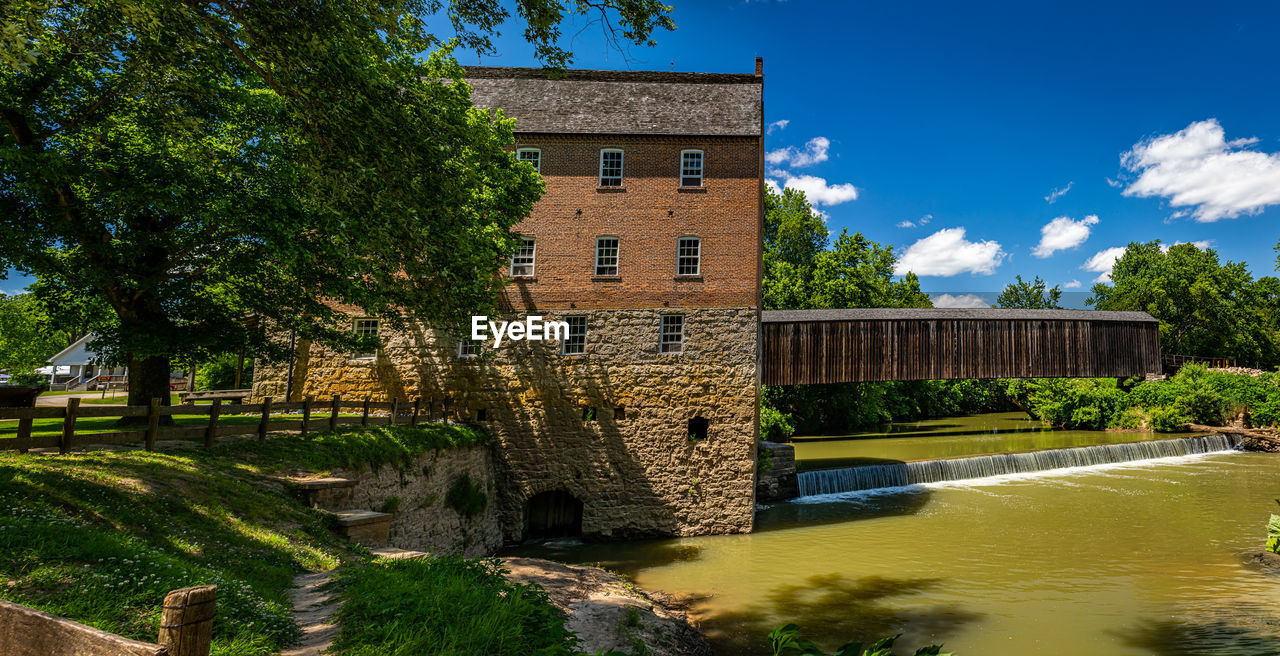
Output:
[
  {"xmin": 774, "ymin": 172, "xmax": 858, "ymax": 206},
  {"xmin": 1062, "ymin": 279, "xmax": 1083, "ymax": 289},
  {"xmin": 930, "ymin": 293, "xmax": 990, "ymax": 308},
  {"xmin": 896, "ymin": 213, "xmax": 932, "ymax": 229},
  {"xmin": 765, "ymin": 178, "xmax": 782, "ymax": 195},
  {"xmin": 896, "ymin": 220, "xmax": 915, "ymax": 228},
  {"xmin": 1082, "ymin": 246, "xmax": 1127, "ymax": 283},
  {"xmin": 894, "ymin": 227, "xmax": 1007, "ymax": 276},
  {"xmin": 765, "ymin": 136, "xmax": 830, "ymax": 168},
  {"xmin": 1032, "ymin": 214, "xmax": 1099, "ymax": 258},
  {"xmin": 1045, "ymin": 181, "xmax": 1074, "ymax": 204},
  {"xmin": 1160, "ymin": 240, "xmax": 1212, "ymax": 253},
  {"xmin": 766, "ymin": 119, "xmax": 790, "ymax": 135},
  {"xmin": 1121, "ymin": 119, "xmax": 1280, "ymax": 222}
]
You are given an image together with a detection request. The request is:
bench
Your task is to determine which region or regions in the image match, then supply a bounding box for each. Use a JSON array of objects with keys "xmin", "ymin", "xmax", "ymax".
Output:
[{"xmin": 178, "ymin": 389, "xmax": 252, "ymax": 404}]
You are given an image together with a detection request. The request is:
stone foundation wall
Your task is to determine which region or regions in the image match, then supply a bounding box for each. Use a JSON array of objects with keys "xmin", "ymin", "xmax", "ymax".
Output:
[
  {"xmin": 328, "ymin": 446, "xmax": 502, "ymax": 557},
  {"xmin": 755, "ymin": 441, "xmax": 798, "ymax": 502},
  {"xmin": 255, "ymin": 307, "xmax": 759, "ymax": 542}
]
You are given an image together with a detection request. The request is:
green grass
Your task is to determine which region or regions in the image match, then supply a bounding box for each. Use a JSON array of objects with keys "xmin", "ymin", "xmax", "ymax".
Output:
[
  {"xmin": 328, "ymin": 557, "xmax": 578, "ymax": 656},
  {"xmin": 0, "ymin": 423, "xmax": 491, "ymax": 655}
]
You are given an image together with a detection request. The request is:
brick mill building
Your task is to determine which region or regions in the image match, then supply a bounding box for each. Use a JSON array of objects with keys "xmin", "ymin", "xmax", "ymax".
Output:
[{"xmin": 256, "ymin": 61, "xmax": 766, "ymax": 542}]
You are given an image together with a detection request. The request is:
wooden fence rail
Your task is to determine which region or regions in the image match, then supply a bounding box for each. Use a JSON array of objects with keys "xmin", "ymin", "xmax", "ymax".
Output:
[{"xmin": 0, "ymin": 395, "xmax": 460, "ymax": 454}]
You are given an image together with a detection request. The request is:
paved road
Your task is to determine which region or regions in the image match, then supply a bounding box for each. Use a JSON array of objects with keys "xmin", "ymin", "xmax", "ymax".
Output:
[{"xmin": 35, "ymin": 392, "xmax": 128, "ymax": 407}]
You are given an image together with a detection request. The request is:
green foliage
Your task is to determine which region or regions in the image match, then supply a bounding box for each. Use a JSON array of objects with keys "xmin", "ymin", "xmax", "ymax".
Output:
[
  {"xmin": 996, "ymin": 275, "xmax": 1063, "ymax": 309},
  {"xmin": 1, "ymin": 0, "xmax": 673, "ymax": 401},
  {"xmin": 1148, "ymin": 405, "xmax": 1191, "ymax": 433},
  {"xmin": 196, "ymin": 353, "xmax": 253, "ymax": 391},
  {"xmin": 445, "ymin": 474, "xmax": 488, "ymax": 518},
  {"xmin": 330, "ymin": 557, "xmax": 578, "ymax": 656},
  {"xmin": 1089, "ymin": 241, "xmax": 1280, "ymax": 369},
  {"xmin": 1025, "ymin": 379, "xmax": 1129, "ymax": 430},
  {"xmin": 760, "ymin": 404, "xmax": 797, "ymax": 442},
  {"xmin": 1268, "ymin": 501, "xmax": 1280, "ymax": 555},
  {"xmin": 768, "ymin": 624, "xmax": 950, "ymax": 656},
  {"xmin": 1108, "ymin": 408, "xmax": 1143, "ymax": 430},
  {"xmin": 0, "ymin": 292, "xmax": 71, "ymax": 375}
]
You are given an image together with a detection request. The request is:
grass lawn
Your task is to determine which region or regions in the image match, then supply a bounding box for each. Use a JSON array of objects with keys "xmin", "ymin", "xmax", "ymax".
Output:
[
  {"xmin": 0, "ymin": 424, "xmax": 491, "ymax": 656},
  {"xmin": 0, "ymin": 414, "xmax": 264, "ymax": 440}
]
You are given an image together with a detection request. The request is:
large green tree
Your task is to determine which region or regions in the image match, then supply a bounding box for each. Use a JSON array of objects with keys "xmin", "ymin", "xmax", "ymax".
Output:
[
  {"xmin": 0, "ymin": 292, "xmax": 69, "ymax": 376},
  {"xmin": 996, "ymin": 275, "xmax": 1063, "ymax": 309},
  {"xmin": 1089, "ymin": 241, "xmax": 1280, "ymax": 368},
  {"xmin": 0, "ymin": 0, "xmax": 674, "ymax": 405}
]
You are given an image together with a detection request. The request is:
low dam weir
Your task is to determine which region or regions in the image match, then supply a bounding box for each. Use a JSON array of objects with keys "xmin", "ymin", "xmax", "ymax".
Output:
[{"xmin": 797, "ymin": 434, "xmax": 1243, "ymax": 497}]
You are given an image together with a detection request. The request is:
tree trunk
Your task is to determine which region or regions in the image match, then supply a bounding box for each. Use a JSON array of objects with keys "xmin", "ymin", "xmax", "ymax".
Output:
[{"xmin": 127, "ymin": 353, "xmax": 172, "ymax": 407}]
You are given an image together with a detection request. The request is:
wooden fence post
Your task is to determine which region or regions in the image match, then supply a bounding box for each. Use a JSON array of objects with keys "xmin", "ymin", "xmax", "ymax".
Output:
[
  {"xmin": 361, "ymin": 396, "xmax": 370, "ymax": 427},
  {"xmin": 301, "ymin": 397, "xmax": 312, "ymax": 437},
  {"xmin": 389, "ymin": 398, "xmax": 399, "ymax": 427},
  {"xmin": 60, "ymin": 398, "xmax": 80, "ymax": 454},
  {"xmin": 17, "ymin": 416, "xmax": 33, "ymax": 454},
  {"xmin": 329, "ymin": 394, "xmax": 340, "ymax": 431},
  {"xmin": 204, "ymin": 400, "xmax": 221, "ymax": 448},
  {"xmin": 159, "ymin": 585, "xmax": 216, "ymax": 656},
  {"xmin": 258, "ymin": 397, "xmax": 272, "ymax": 442},
  {"xmin": 410, "ymin": 397, "xmax": 420, "ymax": 428},
  {"xmin": 144, "ymin": 398, "xmax": 161, "ymax": 451}
]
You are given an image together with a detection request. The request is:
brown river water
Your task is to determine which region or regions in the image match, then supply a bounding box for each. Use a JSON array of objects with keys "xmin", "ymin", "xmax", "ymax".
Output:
[{"xmin": 515, "ymin": 413, "xmax": 1280, "ymax": 655}]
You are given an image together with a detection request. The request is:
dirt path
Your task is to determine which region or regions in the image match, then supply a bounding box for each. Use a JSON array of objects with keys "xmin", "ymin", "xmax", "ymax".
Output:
[
  {"xmin": 502, "ymin": 557, "xmax": 711, "ymax": 656},
  {"xmin": 281, "ymin": 571, "xmax": 339, "ymax": 656}
]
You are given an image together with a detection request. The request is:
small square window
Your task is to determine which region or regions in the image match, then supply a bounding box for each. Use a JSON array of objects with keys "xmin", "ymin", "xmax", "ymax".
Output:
[
  {"xmin": 687, "ymin": 416, "xmax": 709, "ymax": 441},
  {"xmin": 613, "ymin": 406, "xmax": 626, "ymax": 421},
  {"xmin": 680, "ymin": 150, "xmax": 703, "ymax": 187},
  {"xmin": 517, "ymin": 148, "xmax": 541, "ymax": 173},
  {"xmin": 511, "ymin": 237, "xmax": 536, "ymax": 277},
  {"xmin": 563, "ymin": 316, "xmax": 587, "ymax": 355},
  {"xmin": 677, "ymin": 237, "xmax": 700, "ymax": 276},
  {"xmin": 599, "ymin": 149, "xmax": 623, "ymax": 186},
  {"xmin": 458, "ymin": 338, "xmax": 482, "ymax": 358},
  {"xmin": 595, "ymin": 237, "xmax": 619, "ymax": 276},
  {"xmin": 352, "ymin": 319, "xmax": 379, "ymax": 359},
  {"xmin": 660, "ymin": 315, "xmax": 684, "ymax": 354}
]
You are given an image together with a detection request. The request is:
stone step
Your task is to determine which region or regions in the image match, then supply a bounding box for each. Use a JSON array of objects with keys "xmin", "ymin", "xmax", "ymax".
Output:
[
  {"xmin": 328, "ymin": 510, "xmax": 392, "ymax": 547},
  {"xmin": 286, "ymin": 477, "xmax": 357, "ymax": 510},
  {"xmin": 370, "ymin": 547, "xmax": 427, "ymax": 560}
]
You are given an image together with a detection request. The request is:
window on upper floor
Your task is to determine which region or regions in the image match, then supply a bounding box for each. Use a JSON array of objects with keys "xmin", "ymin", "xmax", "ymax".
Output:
[
  {"xmin": 511, "ymin": 237, "xmax": 536, "ymax": 277},
  {"xmin": 562, "ymin": 316, "xmax": 587, "ymax": 355},
  {"xmin": 680, "ymin": 150, "xmax": 703, "ymax": 187},
  {"xmin": 660, "ymin": 314, "xmax": 684, "ymax": 353},
  {"xmin": 352, "ymin": 318, "xmax": 379, "ymax": 359},
  {"xmin": 595, "ymin": 237, "xmax": 619, "ymax": 276},
  {"xmin": 458, "ymin": 337, "xmax": 482, "ymax": 358},
  {"xmin": 517, "ymin": 148, "xmax": 541, "ymax": 173},
  {"xmin": 599, "ymin": 149, "xmax": 624, "ymax": 186},
  {"xmin": 677, "ymin": 237, "xmax": 701, "ymax": 276}
]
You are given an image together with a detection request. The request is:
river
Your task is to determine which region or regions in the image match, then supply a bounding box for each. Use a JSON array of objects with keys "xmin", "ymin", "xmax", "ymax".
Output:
[{"xmin": 515, "ymin": 413, "xmax": 1280, "ymax": 655}]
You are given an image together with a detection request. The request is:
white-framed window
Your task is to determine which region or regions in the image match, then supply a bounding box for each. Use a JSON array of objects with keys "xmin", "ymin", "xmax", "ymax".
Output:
[
  {"xmin": 680, "ymin": 150, "xmax": 703, "ymax": 187},
  {"xmin": 563, "ymin": 316, "xmax": 587, "ymax": 355},
  {"xmin": 511, "ymin": 237, "xmax": 536, "ymax": 277},
  {"xmin": 458, "ymin": 338, "xmax": 482, "ymax": 358},
  {"xmin": 595, "ymin": 237, "xmax": 619, "ymax": 276},
  {"xmin": 352, "ymin": 318, "xmax": 379, "ymax": 359},
  {"xmin": 660, "ymin": 314, "xmax": 684, "ymax": 353},
  {"xmin": 517, "ymin": 148, "xmax": 541, "ymax": 173},
  {"xmin": 677, "ymin": 237, "xmax": 700, "ymax": 276},
  {"xmin": 599, "ymin": 149, "xmax": 623, "ymax": 186}
]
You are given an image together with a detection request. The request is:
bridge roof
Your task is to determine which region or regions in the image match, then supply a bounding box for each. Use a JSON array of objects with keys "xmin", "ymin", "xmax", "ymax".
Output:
[{"xmin": 760, "ymin": 308, "xmax": 1159, "ymax": 323}]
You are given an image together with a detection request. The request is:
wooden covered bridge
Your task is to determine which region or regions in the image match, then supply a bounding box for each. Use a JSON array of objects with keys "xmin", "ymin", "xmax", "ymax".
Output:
[{"xmin": 760, "ymin": 308, "xmax": 1161, "ymax": 386}]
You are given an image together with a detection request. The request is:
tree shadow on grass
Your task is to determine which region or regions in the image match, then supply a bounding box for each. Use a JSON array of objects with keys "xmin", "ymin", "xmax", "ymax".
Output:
[
  {"xmin": 696, "ymin": 573, "xmax": 982, "ymax": 656},
  {"xmin": 1116, "ymin": 607, "xmax": 1280, "ymax": 656}
]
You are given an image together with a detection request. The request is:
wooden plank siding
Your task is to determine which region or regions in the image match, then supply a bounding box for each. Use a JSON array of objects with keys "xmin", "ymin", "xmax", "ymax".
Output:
[{"xmin": 760, "ymin": 309, "xmax": 1161, "ymax": 385}]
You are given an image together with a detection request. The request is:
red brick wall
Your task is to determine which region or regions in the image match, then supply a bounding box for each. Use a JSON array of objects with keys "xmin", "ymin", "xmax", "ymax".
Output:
[{"xmin": 500, "ymin": 134, "xmax": 761, "ymax": 311}]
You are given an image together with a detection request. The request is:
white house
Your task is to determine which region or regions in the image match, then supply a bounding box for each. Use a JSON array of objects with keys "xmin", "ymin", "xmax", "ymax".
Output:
[{"xmin": 36, "ymin": 334, "xmax": 127, "ymax": 391}]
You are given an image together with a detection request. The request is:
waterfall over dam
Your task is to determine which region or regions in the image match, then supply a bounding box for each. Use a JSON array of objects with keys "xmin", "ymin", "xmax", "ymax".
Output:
[{"xmin": 796, "ymin": 434, "xmax": 1242, "ymax": 497}]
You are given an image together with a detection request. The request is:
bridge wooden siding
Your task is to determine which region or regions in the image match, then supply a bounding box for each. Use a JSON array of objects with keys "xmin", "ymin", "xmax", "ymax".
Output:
[{"xmin": 760, "ymin": 308, "xmax": 1161, "ymax": 386}]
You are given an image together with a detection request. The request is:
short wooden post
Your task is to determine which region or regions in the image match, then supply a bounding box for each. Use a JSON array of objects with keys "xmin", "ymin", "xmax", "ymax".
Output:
[
  {"xmin": 258, "ymin": 397, "xmax": 272, "ymax": 442},
  {"xmin": 301, "ymin": 397, "xmax": 312, "ymax": 437},
  {"xmin": 159, "ymin": 584, "xmax": 217, "ymax": 656},
  {"xmin": 144, "ymin": 398, "xmax": 161, "ymax": 451},
  {"xmin": 361, "ymin": 396, "xmax": 370, "ymax": 426},
  {"xmin": 389, "ymin": 397, "xmax": 399, "ymax": 427},
  {"xmin": 204, "ymin": 400, "xmax": 222, "ymax": 448},
  {"xmin": 410, "ymin": 397, "xmax": 421, "ymax": 427},
  {"xmin": 329, "ymin": 394, "xmax": 340, "ymax": 431},
  {"xmin": 17, "ymin": 416, "xmax": 33, "ymax": 453},
  {"xmin": 442, "ymin": 398, "xmax": 451, "ymax": 424},
  {"xmin": 60, "ymin": 398, "xmax": 80, "ymax": 454}
]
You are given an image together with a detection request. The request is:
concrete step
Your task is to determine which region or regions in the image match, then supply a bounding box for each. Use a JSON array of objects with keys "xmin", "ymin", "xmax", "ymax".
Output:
[
  {"xmin": 328, "ymin": 509, "xmax": 392, "ymax": 547},
  {"xmin": 286, "ymin": 477, "xmax": 357, "ymax": 510}
]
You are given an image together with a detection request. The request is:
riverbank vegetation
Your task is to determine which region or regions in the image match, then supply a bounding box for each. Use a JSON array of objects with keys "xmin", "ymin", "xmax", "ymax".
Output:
[
  {"xmin": 1268, "ymin": 501, "xmax": 1280, "ymax": 555},
  {"xmin": 769, "ymin": 624, "xmax": 950, "ymax": 656}
]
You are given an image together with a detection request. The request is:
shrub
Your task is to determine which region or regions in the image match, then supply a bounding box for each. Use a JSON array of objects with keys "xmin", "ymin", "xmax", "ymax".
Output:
[
  {"xmin": 761, "ymin": 404, "xmax": 796, "ymax": 442},
  {"xmin": 1108, "ymin": 408, "xmax": 1143, "ymax": 430},
  {"xmin": 1254, "ymin": 398, "xmax": 1280, "ymax": 428},
  {"xmin": 196, "ymin": 353, "xmax": 253, "ymax": 390},
  {"xmin": 769, "ymin": 624, "xmax": 950, "ymax": 656},
  {"xmin": 445, "ymin": 474, "xmax": 488, "ymax": 518},
  {"xmin": 1026, "ymin": 379, "xmax": 1129, "ymax": 430},
  {"xmin": 1268, "ymin": 503, "xmax": 1280, "ymax": 555},
  {"xmin": 1148, "ymin": 405, "xmax": 1191, "ymax": 432}
]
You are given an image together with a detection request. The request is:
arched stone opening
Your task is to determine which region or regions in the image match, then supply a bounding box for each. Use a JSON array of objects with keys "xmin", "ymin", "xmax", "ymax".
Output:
[{"xmin": 523, "ymin": 490, "xmax": 583, "ymax": 541}]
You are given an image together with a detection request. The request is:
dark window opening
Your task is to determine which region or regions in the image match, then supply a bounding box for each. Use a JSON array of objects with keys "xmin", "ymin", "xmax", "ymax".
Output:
[
  {"xmin": 476, "ymin": 408, "xmax": 487, "ymax": 422},
  {"xmin": 613, "ymin": 406, "xmax": 626, "ymax": 421},
  {"xmin": 687, "ymin": 416, "xmax": 709, "ymax": 441},
  {"xmin": 524, "ymin": 490, "xmax": 583, "ymax": 540},
  {"xmin": 582, "ymin": 406, "xmax": 598, "ymax": 422}
]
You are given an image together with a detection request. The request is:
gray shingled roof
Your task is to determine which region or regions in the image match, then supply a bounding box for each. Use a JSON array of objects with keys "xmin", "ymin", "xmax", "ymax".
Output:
[
  {"xmin": 464, "ymin": 67, "xmax": 762, "ymax": 136},
  {"xmin": 761, "ymin": 308, "xmax": 1159, "ymax": 323}
]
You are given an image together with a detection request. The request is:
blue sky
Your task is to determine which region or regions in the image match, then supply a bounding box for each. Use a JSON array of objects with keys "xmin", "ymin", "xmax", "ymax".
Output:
[{"xmin": 7, "ymin": 1, "xmax": 1278, "ymax": 308}]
